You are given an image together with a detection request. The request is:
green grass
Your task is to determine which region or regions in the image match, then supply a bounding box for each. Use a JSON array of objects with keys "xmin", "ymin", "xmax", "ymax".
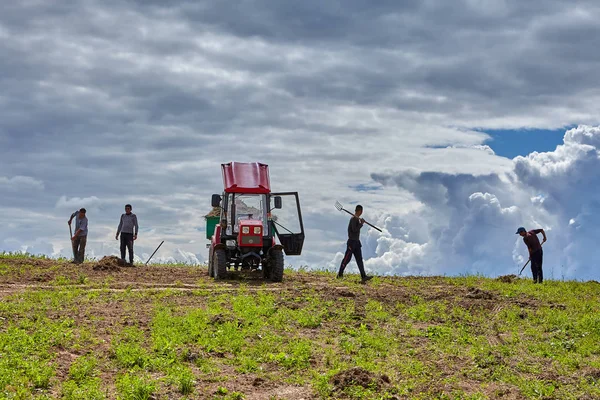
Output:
[{"xmin": 0, "ymin": 256, "xmax": 599, "ymax": 399}]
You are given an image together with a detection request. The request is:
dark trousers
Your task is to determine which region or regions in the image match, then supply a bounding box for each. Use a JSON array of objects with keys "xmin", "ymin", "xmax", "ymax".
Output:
[
  {"xmin": 530, "ymin": 249, "xmax": 543, "ymax": 283},
  {"xmin": 338, "ymin": 239, "xmax": 367, "ymax": 279},
  {"xmin": 120, "ymin": 233, "xmax": 134, "ymax": 264},
  {"xmin": 72, "ymin": 236, "xmax": 87, "ymax": 264}
]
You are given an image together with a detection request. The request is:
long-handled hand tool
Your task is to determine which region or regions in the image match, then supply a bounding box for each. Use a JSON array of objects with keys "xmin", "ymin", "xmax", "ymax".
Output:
[
  {"xmin": 335, "ymin": 201, "xmax": 382, "ymax": 232},
  {"xmin": 519, "ymin": 242, "xmax": 544, "ymax": 275},
  {"xmin": 69, "ymin": 224, "xmax": 76, "ymax": 260},
  {"xmin": 145, "ymin": 241, "xmax": 164, "ymax": 265}
]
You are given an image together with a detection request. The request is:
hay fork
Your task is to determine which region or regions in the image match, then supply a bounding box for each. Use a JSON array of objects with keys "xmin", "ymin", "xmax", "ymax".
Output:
[{"xmin": 335, "ymin": 201, "xmax": 382, "ymax": 232}]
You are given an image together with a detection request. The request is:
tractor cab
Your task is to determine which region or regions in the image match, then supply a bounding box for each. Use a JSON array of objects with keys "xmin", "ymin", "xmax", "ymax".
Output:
[{"xmin": 207, "ymin": 162, "xmax": 304, "ymax": 281}]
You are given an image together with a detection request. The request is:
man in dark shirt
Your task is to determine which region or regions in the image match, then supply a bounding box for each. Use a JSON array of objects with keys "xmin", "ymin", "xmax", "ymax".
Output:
[
  {"xmin": 516, "ymin": 226, "xmax": 547, "ymax": 283},
  {"xmin": 337, "ymin": 205, "xmax": 373, "ymax": 283}
]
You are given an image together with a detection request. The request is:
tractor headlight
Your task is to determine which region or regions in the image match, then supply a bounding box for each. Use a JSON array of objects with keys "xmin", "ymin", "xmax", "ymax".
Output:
[
  {"xmin": 242, "ymin": 227, "xmax": 250, "ymax": 234},
  {"xmin": 254, "ymin": 227, "xmax": 262, "ymax": 234},
  {"xmin": 226, "ymin": 240, "xmax": 236, "ymax": 248}
]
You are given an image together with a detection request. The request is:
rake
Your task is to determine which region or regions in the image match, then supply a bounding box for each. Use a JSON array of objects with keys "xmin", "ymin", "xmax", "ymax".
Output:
[{"xmin": 335, "ymin": 201, "xmax": 382, "ymax": 232}]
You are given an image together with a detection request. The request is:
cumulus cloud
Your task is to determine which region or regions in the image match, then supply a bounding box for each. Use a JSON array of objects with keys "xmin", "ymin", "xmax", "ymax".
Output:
[
  {"xmin": 363, "ymin": 125, "xmax": 600, "ymax": 280},
  {"xmin": 1, "ymin": 2, "xmax": 600, "ymax": 276}
]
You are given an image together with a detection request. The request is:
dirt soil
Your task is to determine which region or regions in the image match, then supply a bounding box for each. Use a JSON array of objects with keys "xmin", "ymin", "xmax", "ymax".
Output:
[
  {"xmin": 465, "ymin": 287, "xmax": 495, "ymax": 300},
  {"xmin": 496, "ymin": 274, "xmax": 518, "ymax": 283},
  {"xmin": 92, "ymin": 256, "xmax": 123, "ymax": 271},
  {"xmin": 331, "ymin": 367, "xmax": 391, "ymax": 391},
  {"xmin": 0, "ymin": 256, "xmax": 557, "ymax": 399}
]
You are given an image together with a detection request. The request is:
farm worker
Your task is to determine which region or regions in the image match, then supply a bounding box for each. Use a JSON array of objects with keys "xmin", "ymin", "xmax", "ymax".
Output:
[
  {"xmin": 116, "ymin": 204, "xmax": 139, "ymax": 265},
  {"xmin": 337, "ymin": 205, "xmax": 373, "ymax": 283},
  {"xmin": 516, "ymin": 227, "xmax": 547, "ymax": 283},
  {"xmin": 68, "ymin": 208, "xmax": 88, "ymax": 264}
]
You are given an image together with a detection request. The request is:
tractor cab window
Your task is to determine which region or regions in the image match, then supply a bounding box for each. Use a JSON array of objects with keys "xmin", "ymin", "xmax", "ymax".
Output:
[{"xmin": 226, "ymin": 194, "xmax": 267, "ymax": 234}]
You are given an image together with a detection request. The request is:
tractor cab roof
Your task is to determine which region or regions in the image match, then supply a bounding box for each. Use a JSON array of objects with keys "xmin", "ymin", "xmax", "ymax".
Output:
[{"xmin": 222, "ymin": 162, "xmax": 271, "ymax": 194}]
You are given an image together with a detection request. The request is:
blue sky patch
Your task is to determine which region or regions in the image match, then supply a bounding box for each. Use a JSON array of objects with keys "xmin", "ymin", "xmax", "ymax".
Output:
[{"xmin": 480, "ymin": 127, "xmax": 574, "ymax": 159}]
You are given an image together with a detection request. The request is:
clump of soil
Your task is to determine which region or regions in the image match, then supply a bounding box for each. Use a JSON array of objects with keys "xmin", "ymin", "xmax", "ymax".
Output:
[
  {"xmin": 183, "ymin": 351, "xmax": 199, "ymax": 363},
  {"xmin": 210, "ymin": 314, "xmax": 234, "ymax": 325},
  {"xmin": 496, "ymin": 274, "xmax": 518, "ymax": 283},
  {"xmin": 465, "ymin": 287, "xmax": 494, "ymax": 300},
  {"xmin": 331, "ymin": 367, "xmax": 390, "ymax": 391},
  {"xmin": 33, "ymin": 273, "xmax": 52, "ymax": 282},
  {"xmin": 252, "ymin": 377, "xmax": 266, "ymax": 387},
  {"xmin": 92, "ymin": 256, "xmax": 122, "ymax": 271},
  {"xmin": 335, "ymin": 289, "xmax": 356, "ymax": 298},
  {"xmin": 585, "ymin": 369, "xmax": 600, "ymax": 382}
]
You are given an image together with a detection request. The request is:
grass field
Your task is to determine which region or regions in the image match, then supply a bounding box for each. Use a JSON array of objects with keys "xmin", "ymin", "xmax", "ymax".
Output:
[{"xmin": 1, "ymin": 253, "xmax": 599, "ymax": 399}]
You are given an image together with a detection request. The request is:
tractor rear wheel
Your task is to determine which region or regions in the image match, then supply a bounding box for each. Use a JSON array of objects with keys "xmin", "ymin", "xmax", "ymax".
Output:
[
  {"xmin": 213, "ymin": 249, "xmax": 228, "ymax": 280},
  {"xmin": 270, "ymin": 248, "xmax": 284, "ymax": 282}
]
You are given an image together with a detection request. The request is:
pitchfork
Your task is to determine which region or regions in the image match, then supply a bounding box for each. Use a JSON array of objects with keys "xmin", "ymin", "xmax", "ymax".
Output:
[{"xmin": 335, "ymin": 201, "xmax": 382, "ymax": 232}]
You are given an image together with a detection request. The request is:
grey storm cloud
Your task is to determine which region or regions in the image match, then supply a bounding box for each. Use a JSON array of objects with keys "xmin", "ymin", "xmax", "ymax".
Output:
[{"xmin": 1, "ymin": 1, "xmax": 599, "ymax": 272}]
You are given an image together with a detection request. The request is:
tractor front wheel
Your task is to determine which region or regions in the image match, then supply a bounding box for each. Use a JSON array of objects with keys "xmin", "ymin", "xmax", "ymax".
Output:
[
  {"xmin": 208, "ymin": 250, "xmax": 214, "ymax": 277},
  {"xmin": 213, "ymin": 249, "xmax": 228, "ymax": 280},
  {"xmin": 269, "ymin": 248, "xmax": 284, "ymax": 282}
]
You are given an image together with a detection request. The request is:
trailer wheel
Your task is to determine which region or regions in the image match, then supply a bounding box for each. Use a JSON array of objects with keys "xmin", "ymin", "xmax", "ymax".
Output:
[
  {"xmin": 213, "ymin": 249, "xmax": 228, "ymax": 280},
  {"xmin": 270, "ymin": 248, "xmax": 284, "ymax": 282}
]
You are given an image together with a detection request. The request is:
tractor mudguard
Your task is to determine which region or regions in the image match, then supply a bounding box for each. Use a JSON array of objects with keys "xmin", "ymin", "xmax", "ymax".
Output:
[
  {"xmin": 213, "ymin": 243, "xmax": 227, "ymax": 251},
  {"xmin": 267, "ymin": 244, "xmax": 284, "ymax": 256}
]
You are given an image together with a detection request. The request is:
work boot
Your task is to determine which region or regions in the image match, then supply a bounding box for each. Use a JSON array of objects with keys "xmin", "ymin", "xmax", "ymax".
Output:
[{"xmin": 361, "ymin": 276, "xmax": 373, "ymax": 283}]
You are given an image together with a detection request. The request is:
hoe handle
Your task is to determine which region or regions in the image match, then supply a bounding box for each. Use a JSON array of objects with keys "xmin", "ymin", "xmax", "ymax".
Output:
[
  {"xmin": 519, "ymin": 242, "xmax": 544, "ymax": 275},
  {"xmin": 341, "ymin": 208, "xmax": 382, "ymax": 232},
  {"xmin": 519, "ymin": 259, "xmax": 530, "ymax": 275},
  {"xmin": 69, "ymin": 225, "xmax": 76, "ymax": 259},
  {"xmin": 145, "ymin": 241, "xmax": 164, "ymax": 265}
]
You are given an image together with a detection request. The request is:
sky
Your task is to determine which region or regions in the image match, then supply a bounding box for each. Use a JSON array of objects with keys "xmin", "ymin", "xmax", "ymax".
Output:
[
  {"xmin": 481, "ymin": 128, "xmax": 572, "ymax": 158},
  {"xmin": 1, "ymin": 1, "xmax": 600, "ymax": 279}
]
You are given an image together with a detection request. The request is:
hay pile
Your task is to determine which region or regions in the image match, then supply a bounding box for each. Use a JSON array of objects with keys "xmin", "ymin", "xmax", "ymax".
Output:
[{"xmin": 205, "ymin": 207, "xmax": 221, "ymax": 218}]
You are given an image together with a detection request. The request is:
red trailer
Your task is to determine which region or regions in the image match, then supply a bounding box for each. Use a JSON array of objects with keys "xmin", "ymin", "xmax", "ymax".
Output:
[{"xmin": 208, "ymin": 162, "xmax": 305, "ymax": 281}]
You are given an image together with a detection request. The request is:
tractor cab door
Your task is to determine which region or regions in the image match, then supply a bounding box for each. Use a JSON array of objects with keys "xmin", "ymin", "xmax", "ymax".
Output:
[{"xmin": 270, "ymin": 192, "xmax": 305, "ymax": 255}]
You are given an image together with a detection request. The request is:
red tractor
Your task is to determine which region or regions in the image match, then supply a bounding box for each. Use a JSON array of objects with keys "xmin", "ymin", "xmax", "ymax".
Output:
[{"xmin": 208, "ymin": 162, "xmax": 305, "ymax": 282}]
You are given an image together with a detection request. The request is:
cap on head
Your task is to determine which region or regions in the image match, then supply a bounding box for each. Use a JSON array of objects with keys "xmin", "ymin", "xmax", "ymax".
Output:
[
  {"xmin": 79, "ymin": 208, "xmax": 86, "ymax": 214},
  {"xmin": 516, "ymin": 227, "xmax": 526, "ymax": 234}
]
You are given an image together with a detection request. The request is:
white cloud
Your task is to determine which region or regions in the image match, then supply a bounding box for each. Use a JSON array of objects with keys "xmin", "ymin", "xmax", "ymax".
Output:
[
  {"xmin": 366, "ymin": 125, "xmax": 600, "ymax": 280},
  {"xmin": 0, "ymin": 175, "xmax": 44, "ymax": 191}
]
